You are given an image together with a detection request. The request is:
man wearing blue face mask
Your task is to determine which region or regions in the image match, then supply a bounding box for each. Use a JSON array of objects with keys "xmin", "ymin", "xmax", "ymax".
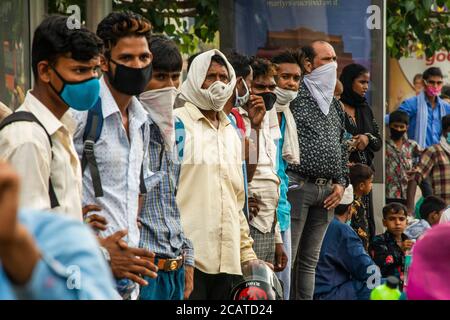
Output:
[
  {"xmin": 0, "ymin": 15, "xmax": 103, "ymax": 221},
  {"xmin": 71, "ymin": 11, "xmax": 158, "ymax": 300}
]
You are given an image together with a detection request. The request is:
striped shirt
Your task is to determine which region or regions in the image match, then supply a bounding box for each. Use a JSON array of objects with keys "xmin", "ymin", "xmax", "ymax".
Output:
[{"xmin": 139, "ymin": 118, "xmax": 194, "ymax": 266}]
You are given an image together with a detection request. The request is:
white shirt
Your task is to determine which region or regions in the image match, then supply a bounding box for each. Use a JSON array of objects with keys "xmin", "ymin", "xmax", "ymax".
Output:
[
  {"xmin": 0, "ymin": 92, "xmax": 82, "ymax": 220},
  {"xmin": 440, "ymin": 207, "xmax": 450, "ymax": 224}
]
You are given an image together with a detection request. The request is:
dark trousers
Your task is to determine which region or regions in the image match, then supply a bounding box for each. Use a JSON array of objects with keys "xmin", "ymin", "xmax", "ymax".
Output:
[
  {"xmin": 188, "ymin": 268, "xmax": 243, "ymax": 300},
  {"xmin": 287, "ymin": 179, "xmax": 334, "ymax": 300}
]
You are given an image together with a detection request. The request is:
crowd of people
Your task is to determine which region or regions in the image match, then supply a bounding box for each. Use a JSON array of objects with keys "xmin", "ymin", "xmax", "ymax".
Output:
[{"xmin": 0, "ymin": 11, "xmax": 449, "ymax": 301}]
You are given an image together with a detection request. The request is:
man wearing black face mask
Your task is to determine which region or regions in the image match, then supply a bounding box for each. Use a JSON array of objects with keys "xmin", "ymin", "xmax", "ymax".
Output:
[
  {"xmin": 71, "ymin": 11, "xmax": 158, "ymax": 300},
  {"xmin": 234, "ymin": 57, "xmax": 287, "ymax": 271},
  {"xmin": 385, "ymin": 110, "xmax": 422, "ymax": 206}
]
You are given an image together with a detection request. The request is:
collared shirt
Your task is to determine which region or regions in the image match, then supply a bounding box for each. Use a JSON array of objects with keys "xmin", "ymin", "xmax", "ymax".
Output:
[
  {"xmin": 238, "ymin": 107, "xmax": 281, "ymax": 238},
  {"xmin": 315, "ymin": 217, "xmax": 376, "ymax": 300},
  {"xmin": 0, "ymin": 209, "xmax": 119, "ymax": 300},
  {"xmin": 139, "ymin": 117, "xmax": 194, "ymax": 267},
  {"xmin": 369, "ymin": 231, "xmax": 409, "ymax": 288},
  {"xmin": 405, "ymin": 219, "xmax": 431, "ymax": 240},
  {"xmin": 174, "ymin": 102, "xmax": 257, "ymax": 275},
  {"xmin": 398, "ymin": 94, "xmax": 450, "ymax": 148},
  {"xmin": 72, "ymin": 77, "xmax": 149, "ymax": 248},
  {"xmin": 276, "ymin": 114, "xmax": 291, "ymax": 232},
  {"xmin": 0, "ymin": 92, "xmax": 82, "ymax": 221},
  {"xmin": 385, "ymin": 137, "xmax": 422, "ymax": 200},
  {"xmin": 288, "ymin": 82, "xmax": 349, "ymax": 186},
  {"xmin": 413, "ymin": 143, "xmax": 450, "ymax": 203}
]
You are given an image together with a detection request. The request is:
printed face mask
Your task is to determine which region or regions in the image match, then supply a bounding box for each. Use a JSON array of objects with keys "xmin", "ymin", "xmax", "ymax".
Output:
[{"xmin": 49, "ymin": 65, "xmax": 100, "ymax": 111}]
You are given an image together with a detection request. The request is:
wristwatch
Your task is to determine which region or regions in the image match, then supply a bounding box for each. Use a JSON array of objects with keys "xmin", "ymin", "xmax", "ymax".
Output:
[{"xmin": 100, "ymin": 246, "xmax": 111, "ymax": 263}]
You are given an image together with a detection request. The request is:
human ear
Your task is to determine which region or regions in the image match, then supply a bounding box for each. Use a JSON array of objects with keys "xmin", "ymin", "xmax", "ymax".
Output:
[{"xmin": 37, "ymin": 61, "xmax": 52, "ymax": 84}]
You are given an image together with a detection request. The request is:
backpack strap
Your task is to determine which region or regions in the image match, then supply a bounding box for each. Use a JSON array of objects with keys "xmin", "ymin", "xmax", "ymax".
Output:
[
  {"xmin": 81, "ymin": 98, "xmax": 104, "ymax": 198},
  {"xmin": 0, "ymin": 111, "xmax": 60, "ymax": 208},
  {"xmin": 230, "ymin": 108, "xmax": 247, "ymax": 136}
]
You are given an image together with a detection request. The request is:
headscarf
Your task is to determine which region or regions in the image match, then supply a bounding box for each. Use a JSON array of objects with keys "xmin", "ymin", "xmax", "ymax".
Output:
[
  {"xmin": 339, "ymin": 63, "xmax": 374, "ymax": 136},
  {"xmin": 179, "ymin": 49, "xmax": 236, "ymax": 112},
  {"xmin": 407, "ymin": 223, "xmax": 450, "ymax": 300}
]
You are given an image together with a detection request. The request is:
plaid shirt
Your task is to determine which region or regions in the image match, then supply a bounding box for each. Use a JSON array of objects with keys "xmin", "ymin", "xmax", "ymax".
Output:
[
  {"xmin": 413, "ymin": 143, "xmax": 450, "ymax": 203},
  {"xmin": 385, "ymin": 138, "xmax": 421, "ymax": 200},
  {"xmin": 139, "ymin": 118, "xmax": 194, "ymax": 267}
]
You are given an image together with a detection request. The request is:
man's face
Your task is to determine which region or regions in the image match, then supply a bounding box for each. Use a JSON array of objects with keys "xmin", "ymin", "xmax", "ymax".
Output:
[
  {"xmin": 383, "ymin": 212, "xmax": 407, "ymax": 237},
  {"xmin": 276, "ymin": 63, "xmax": 301, "ymax": 91},
  {"xmin": 42, "ymin": 55, "xmax": 100, "ymax": 97},
  {"xmin": 305, "ymin": 42, "xmax": 337, "ymax": 73},
  {"xmin": 101, "ymin": 36, "xmax": 152, "ymax": 76},
  {"xmin": 423, "ymin": 75, "xmax": 443, "ymax": 95},
  {"xmin": 252, "ymin": 75, "xmax": 276, "ymax": 95},
  {"xmin": 428, "ymin": 209, "xmax": 445, "ymax": 226},
  {"xmin": 146, "ymin": 70, "xmax": 181, "ymax": 91},
  {"xmin": 389, "ymin": 121, "xmax": 408, "ymax": 132},
  {"xmin": 236, "ymin": 67, "xmax": 253, "ymax": 97},
  {"xmin": 201, "ymin": 61, "xmax": 229, "ymax": 89},
  {"xmin": 414, "ymin": 78, "xmax": 423, "ymax": 93}
]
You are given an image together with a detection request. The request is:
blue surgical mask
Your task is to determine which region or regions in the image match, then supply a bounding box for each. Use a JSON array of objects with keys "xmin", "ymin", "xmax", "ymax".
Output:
[{"xmin": 49, "ymin": 65, "xmax": 100, "ymax": 111}]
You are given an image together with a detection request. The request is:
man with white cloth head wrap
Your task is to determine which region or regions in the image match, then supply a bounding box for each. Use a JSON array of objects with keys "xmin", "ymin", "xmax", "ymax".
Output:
[{"xmin": 174, "ymin": 49, "xmax": 260, "ymax": 300}]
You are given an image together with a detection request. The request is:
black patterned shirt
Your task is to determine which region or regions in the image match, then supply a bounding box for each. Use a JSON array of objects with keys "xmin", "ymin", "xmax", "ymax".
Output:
[{"xmin": 288, "ymin": 82, "xmax": 349, "ymax": 186}]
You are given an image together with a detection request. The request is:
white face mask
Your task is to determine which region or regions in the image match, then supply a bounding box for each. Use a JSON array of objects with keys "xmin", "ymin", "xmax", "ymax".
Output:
[
  {"xmin": 139, "ymin": 87, "xmax": 180, "ymax": 148},
  {"xmin": 235, "ymin": 78, "xmax": 250, "ymax": 108},
  {"xmin": 274, "ymin": 87, "xmax": 298, "ymax": 109},
  {"xmin": 303, "ymin": 62, "xmax": 337, "ymax": 115},
  {"xmin": 204, "ymin": 80, "xmax": 234, "ymax": 112}
]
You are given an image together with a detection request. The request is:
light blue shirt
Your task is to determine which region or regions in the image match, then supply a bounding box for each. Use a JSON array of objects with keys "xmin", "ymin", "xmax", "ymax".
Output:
[
  {"xmin": 72, "ymin": 77, "xmax": 150, "ymax": 248},
  {"xmin": 389, "ymin": 95, "xmax": 450, "ymax": 148},
  {"xmin": 276, "ymin": 114, "xmax": 291, "ymax": 231},
  {"xmin": 0, "ymin": 209, "xmax": 119, "ymax": 300}
]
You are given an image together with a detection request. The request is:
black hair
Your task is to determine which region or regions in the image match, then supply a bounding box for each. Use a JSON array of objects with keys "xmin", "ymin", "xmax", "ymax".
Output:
[
  {"xmin": 187, "ymin": 52, "xmax": 202, "ymax": 72},
  {"xmin": 420, "ymin": 196, "xmax": 447, "ymax": 220},
  {"xmin": 226, "ymin": 51, "xmax": 252, "ymax": 79},
  {"xmin": 96, "ymin": 11, "xmax": 152, "ymax": 57},
  {"xmin": 349, "ymin": 163, "xmax": 374, "ymax": 188},
  {"xmin": 271, "ymin": 49, "xmax": 303, "ymax": 68},
  {"xmin": 413, "ymin": 73, "xmax": 422, "ymax": 83},
  {"xmin": 250, "ymin": 57, "xmax": 276, "ymax": 79},
  {"xmin": 422, "ymin": 67, "xmax": 443, "ymax": 80},
  {"xmin": 382, "ymin": 202, "xmax": 408, "ymax": 219},
  {"xmin": 149, "ymin": 34, "xmax": 182, "ymax": 73},
  {"xmin": 335, "ymin": 203, "xmax": 351, "ymax": 216},
  {"xmin": 443, "ymin": 114, "xmax": 450, "ymax": 132},
  {"xmin": 32, "ymin": 15, "xmax": 103, "ymax": 80},
  {"xmin": 211, "ymin": 54, "xmax": 227, "ymax": 67},
  {"xmin": 389, "ymin": 110, "xmax": 409, "ymax": 125},
  {"xmin": 440, "ymin": 85, "xmax": 450, "ymax": 99}
]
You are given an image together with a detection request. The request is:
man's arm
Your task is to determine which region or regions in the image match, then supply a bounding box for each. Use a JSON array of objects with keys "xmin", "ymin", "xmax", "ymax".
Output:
[{"xmin": 239, "ymin": 209, "xmax": 257, "ymax": 264}]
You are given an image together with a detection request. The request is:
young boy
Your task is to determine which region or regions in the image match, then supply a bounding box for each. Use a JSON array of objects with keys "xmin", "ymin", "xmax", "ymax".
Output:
[
  {"xmin": 137, "ymin": 35, "xmax": 194, "ymax": 300},
  {"xmin": 369, "ymin": 203, "xmax": 413, "ymax": 288},
  {"xmin": 349, "ymin": 163, "xmax": 374, "ymax": 251},
  {"xmin": 385, "ymin": 110, "xmax": 422, "ymax": 205},
  {"xmin": 405, "ymin": 195, "xmax": 447, "ymax": 240}
]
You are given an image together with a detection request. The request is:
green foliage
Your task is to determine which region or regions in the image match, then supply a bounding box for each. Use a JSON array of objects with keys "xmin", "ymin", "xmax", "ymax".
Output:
[
  {"xmin": 113, "ymin": 0, "xmax": 219, "ymax": 54},
  {"xmin": 387, "ymin": 0, "xmax": 450, "ymax": 58}
]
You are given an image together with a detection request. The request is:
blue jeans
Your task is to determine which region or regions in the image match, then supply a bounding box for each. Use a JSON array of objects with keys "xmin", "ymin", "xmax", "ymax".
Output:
[
  {"xmin": 275, "ymin": 227, "xmax": 291, "ymax": 300},
  {"xmin": 139, "ymin": 266, "xmax": 185, "ymax": 300}
]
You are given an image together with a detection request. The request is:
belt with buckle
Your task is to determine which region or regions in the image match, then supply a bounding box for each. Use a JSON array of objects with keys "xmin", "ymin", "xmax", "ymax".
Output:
[
  {"xmin": 299, "ymin": 175, "xmax": 332, "ymax": 186},
  {"xmin": 151, "ymin": 256, "xmax": 184, "ymax": 272}
]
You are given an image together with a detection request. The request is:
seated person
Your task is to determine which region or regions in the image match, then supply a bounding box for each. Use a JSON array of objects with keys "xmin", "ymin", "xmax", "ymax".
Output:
[
  {"xmin": 0, "ymin": 161, "xmax": 119, "ymax": 300},
  {"xmin": 405, "ymin": 195, "xmax": 446, "ymax": 240},
  {"xmin": 314, "ymin": 185, "xmax": 377, "ymax": 300},
  {"xmin": 369, "ymin": 203, "xmax": 413, "ymax": 289}
]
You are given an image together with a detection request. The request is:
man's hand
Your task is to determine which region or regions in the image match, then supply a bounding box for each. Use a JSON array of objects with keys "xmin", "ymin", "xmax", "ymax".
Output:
[
  {"xmin": 324, "ymin": 184, "xmax": 345, "ymax": 210},
  {"xmin": 98, "ymin": 230, "xmax": 158, "ymax": 286},
  {"xmin": 0, "ymin": 161, "xmax": 20, "ymax": 245},
  {"xmin": 83, "ymin": 205, "xmax": 107, "ymax": 231},
  {"xmin": 247, "ymin": 95, "xmax": 266, "ymax": 129},
  {"xmin": 353, "ymin": 134, "xmax": 369, "ymax": 151},
  {"xmin": 184, "ymin": 265, "xmax": 194, "ymax": 299},
  {"xmin": 274, "ymin": 243, "xmax": 288, "ymax": 272},
  {"xmin": 248, "ymin": 197, "xmax": 260, "ymax": 221}
]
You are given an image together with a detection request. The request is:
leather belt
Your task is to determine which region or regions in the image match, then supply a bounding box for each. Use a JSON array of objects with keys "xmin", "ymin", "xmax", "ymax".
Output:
[
  {"xmin": 151, "ymin": 256, "xmax": 184, "ymax": 272},
  {"xmin": 299, "ymin": 175, "xmax": 333, "ymax": 186}
]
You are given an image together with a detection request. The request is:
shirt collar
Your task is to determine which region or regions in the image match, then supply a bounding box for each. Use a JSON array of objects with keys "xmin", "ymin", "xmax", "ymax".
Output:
[
  {"xmin": 24, "ymin": 91, "xmax": 67, "ymax": 136},
  {"xmin": 100, "ymin": 76, "xmax": 148, "ymax": 127},
  {"xmin": 185, "ymin": 102, "xmax": 230, "ymax": 127}
]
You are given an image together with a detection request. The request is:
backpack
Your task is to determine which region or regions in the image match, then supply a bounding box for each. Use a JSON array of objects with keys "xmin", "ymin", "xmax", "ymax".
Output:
[
  {"xmin": 81, "ymin": 98, "xmax": 147, "ymax": 198},
  {"xmin": 0, "ymin": 111, "xmax": 59, "ymax": 208}
]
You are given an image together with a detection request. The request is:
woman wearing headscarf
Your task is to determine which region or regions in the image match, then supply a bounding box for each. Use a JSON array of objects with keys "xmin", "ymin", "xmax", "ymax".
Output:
[{"xmin": 339, "ymin": 63, "xmax": 382, "ymax": 243}]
